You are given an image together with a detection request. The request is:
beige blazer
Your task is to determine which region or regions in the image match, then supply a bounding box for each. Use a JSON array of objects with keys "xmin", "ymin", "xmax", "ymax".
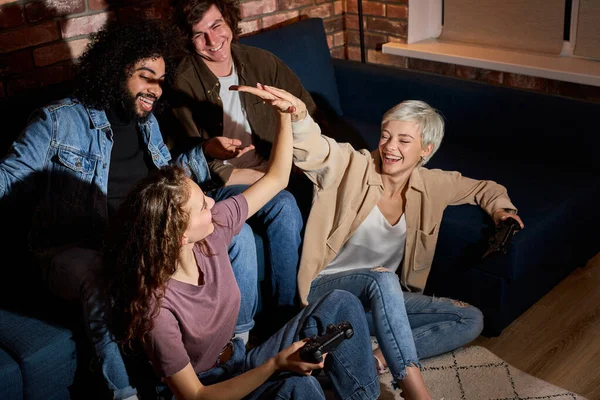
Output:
[{"xmin": 292, "ymin": 117, "xmax": 516, "ymax": 305}]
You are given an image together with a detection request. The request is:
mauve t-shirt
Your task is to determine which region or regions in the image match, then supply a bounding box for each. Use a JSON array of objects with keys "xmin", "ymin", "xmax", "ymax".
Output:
[{"xmin": 144, "ymin": 195, "xmax": 247, "ymax": 377}]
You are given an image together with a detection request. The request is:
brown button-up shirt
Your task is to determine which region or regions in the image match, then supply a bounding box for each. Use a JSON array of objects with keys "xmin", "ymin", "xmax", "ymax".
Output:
[{"xmin": 162, "ymin": 42, "xmax": 317, "ymax": 186}]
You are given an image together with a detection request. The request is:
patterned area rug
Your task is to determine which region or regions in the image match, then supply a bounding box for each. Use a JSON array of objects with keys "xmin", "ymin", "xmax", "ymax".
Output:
[{"xmin": 374, "ymin": 343, "xmax": 588, "ymax": 400}]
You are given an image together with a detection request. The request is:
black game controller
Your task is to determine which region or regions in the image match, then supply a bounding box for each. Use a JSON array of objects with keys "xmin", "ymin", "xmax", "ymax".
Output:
[
  {"xmin": 482, "ymin": 217, "xmax": 521, "ymax": 260},
  {"xmin": 299, "ymin": 321, "xmax": 354, "ymax": 363}
]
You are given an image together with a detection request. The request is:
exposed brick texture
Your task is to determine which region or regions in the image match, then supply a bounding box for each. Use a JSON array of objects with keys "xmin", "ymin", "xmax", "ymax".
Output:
[
  {"xmin": 0, "ymin": 21, "xmax": 59, "ymax": 53},
  {"xmin": 241, "ymin": 0, "xmax": 277, "ymax": 19},
  {"xmin": 366, "ymin": 16, "xmax": 406, "ymax": 37},
  {"xmin": 333, "ymin": 0, "xmax": 343, "ymax": 15},
  {"xmin": 333, "ymin": 30, "xmax": 345, "ymax": 47},
  {"xmin": 25, "ymin": 0, "xmax": 85, "ymax": 23},
  {"xmin": 0, "ymin": 0, "xmax": 595, "ymax": 103},
  {"xmin": 302, "ymin": 4, "xmax": 333, "ymax": 19},
  {"xmin": 88, "ymin": 0, "xmax": 107, "ymax": 11},
  {"xmin": 0, "ymin": 4, "xmax": 25, "ymax": 29},
  {"xmin": 323, "ymin": 15, "xmax": 343, "ymax": 32},
  {"xmin": 0, "ymin": 50, "xmax": 34, "ymax": 76},
  {"xmin": 60, "ymin": 12, "xmax": 111, "ymax": 39},
  {"xmin": 33, "ymin": 38, "xmax": 88, "ymax": 67},
  {"xmin": 348, "ymin": 30, "xmax": 386, "ymax": 50},
  {"xmin": 368, "ymin": 48, "xmax": 406, "ymax": 68},
  {"xmin": 347, "ymin": 0, "xmax": 385, "ymax": 16},
  {"xmin": 478, "ymin": 69, "xmax": 503, "ymax": 85},
  {"xmin": 239, "ymin": 18, "xmax": 261, "ymax": 36},
  {"xmin": 347, "ymin": 45, "xmax": 361, "ymax": 61},
  {"xmin": 387, "ymin": 4, "xmax": 407, "ymax": 19},
  {"xmin": 408, "ymin": 58, "xmax": 455, "ymax": 76},
  {"xmin": 504, "ymin": 73, "xmax": 548, "ymax": 91},
  {"xmin": 345, "ymin": 14, "xmax": 359, "ymax": 30},
  {"xmin": 330, "ymin": 46, "xmax": 344, "ymax": 59},
  {"xmin": 261, "ymin": 10, "xmax": 299, "ymax": 30},
  {"xmin": 279, "ymin": 0, "xmax": 312, "ymax": 11}
]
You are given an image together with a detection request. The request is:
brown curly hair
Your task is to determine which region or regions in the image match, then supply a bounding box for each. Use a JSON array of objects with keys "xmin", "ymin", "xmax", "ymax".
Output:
[
  {"xmin": 172, "ymin": 0, "xmax": 242, "ymax": 41},
  {"xmin": 106, "ymin": 165, "xmax": 193, "ymax": 349}
]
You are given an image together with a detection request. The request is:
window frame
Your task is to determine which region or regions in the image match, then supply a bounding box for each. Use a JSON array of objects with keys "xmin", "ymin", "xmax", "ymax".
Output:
[{"xmin": 381, "ymin": 0, "xmax": 600, "ymax": 87}]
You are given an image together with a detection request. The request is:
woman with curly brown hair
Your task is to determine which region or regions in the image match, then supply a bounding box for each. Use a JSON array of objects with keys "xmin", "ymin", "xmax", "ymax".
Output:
[{"xmin": 107, "ymin": 85, "xmax": 380, "ymax": 400}]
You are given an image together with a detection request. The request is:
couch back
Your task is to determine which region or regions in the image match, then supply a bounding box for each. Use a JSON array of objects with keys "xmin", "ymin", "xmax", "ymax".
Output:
[
  {"xmin": 239, "ymin": 17, "xmax": 600, "ymax": 171},
  {"xmin": 333, "ymin": 59, "xmax": 600, "ymax": 171},
  {"xmin": 239, "ymin": 18, "xmax": 344, "ymax": 118}
]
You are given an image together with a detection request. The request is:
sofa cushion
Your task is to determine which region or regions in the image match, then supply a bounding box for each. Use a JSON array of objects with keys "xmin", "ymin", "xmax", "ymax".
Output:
[
  {"xmin": 239, "ymin": 18, "xmax": 344, "ymax": 118},
  {"xmin": 0, "ymin": 347, "xmax": 22, "ymax": 400},
  {"xmin": 0, "ymin": 309, "xmax": 77, "ymax": 400}
]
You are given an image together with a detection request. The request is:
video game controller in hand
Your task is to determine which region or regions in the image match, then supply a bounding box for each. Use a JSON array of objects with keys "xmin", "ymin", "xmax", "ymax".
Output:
[
  {"xmin": 299, "ymin": 321, "xmax": 354, "ymax": 363},
  {"xmin": 482, "ymin": 217, "xmax": 522, "ymax": 260}
]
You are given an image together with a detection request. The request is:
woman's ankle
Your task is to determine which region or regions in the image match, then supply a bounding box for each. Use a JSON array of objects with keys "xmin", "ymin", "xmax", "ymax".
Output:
[{"xmin": 397, "ymin": 365, "xmax": 431, "ymax": 400}]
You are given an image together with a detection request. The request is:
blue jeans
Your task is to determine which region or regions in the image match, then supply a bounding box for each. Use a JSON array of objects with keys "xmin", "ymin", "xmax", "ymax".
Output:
[
  {"xmin": 211, "ymin": 185, "xmax": 303, "ymax": 308},
  {"xmin": 402, "ymin": 290, "xmax": 483, "ymax": 360},
  {"xmin": 157, "ymin": 290, "xmax": 380, "ymax": 400},
  {"xmin": 46, "ymin": 247, "xmax": 137, "ymax": 400},
  {"xmin": 229, "ymin": 223, "xmax": 258, "ymax": 334},
  {"xmin": 308, "ymin": 268, "xmax": 484, "ymax": 381}
]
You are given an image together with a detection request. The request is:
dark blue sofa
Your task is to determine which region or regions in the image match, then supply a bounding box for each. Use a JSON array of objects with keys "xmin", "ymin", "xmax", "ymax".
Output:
[
  {"xmin": 2, "ymin": 16, "xmax": 599, "ymax": 399},
  {"xmin": 239, "ymin": 17, "xmax": 600, "ymax": 337}
]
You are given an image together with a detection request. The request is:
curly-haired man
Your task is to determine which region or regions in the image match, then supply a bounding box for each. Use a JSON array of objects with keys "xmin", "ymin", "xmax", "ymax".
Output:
[{"xmin": 0, "ymin": 18, "xmax": 257, "ymax": 399}]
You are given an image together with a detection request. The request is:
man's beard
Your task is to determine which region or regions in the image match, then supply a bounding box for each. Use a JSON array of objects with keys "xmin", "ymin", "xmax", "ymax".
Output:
[{"xmin": 118, "ymin": 90, "xmax": 157, "ymax": 123}]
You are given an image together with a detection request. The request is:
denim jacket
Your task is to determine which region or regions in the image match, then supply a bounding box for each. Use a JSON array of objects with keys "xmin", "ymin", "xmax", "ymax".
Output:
[{"xmin": 0, "ymin": 98, "xmax": 210, "ymax": 257}]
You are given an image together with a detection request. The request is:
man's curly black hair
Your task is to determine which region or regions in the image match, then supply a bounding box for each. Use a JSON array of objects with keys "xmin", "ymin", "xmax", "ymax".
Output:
[{"xmin": 73, "ymin": 18, "xmax": 181, "ymax": 111}]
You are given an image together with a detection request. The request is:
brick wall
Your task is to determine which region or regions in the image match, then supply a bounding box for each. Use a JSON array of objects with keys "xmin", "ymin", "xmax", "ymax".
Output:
[
  {"xmin": 0, "ymin": 0, "xmax": 343, "ymax": 99},
  {"xmin": 0, "ymin": 0, "xmax": 598, "ymax": 102}
]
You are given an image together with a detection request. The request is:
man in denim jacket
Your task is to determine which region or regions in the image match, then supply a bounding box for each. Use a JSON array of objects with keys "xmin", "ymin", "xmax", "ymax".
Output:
[{"xmin": 0, "ymin": 19, "xmax": 257, "ymax": 400}]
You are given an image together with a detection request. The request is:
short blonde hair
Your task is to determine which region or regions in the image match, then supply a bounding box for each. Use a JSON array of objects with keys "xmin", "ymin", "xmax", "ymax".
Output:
[{"xmin": 381, "ymin": 100, "xmax": 445, "ymax": 166}]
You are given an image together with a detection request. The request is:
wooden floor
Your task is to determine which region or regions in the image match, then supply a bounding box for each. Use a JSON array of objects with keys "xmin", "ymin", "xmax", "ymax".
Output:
[{"xmin": 472, "ymin": 252, "xmax": 600, "ymax": 400}]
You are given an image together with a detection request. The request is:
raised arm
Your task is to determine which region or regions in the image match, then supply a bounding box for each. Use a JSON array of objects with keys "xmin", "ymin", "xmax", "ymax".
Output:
[{"xmin": 230, "ymin": 84, "xmax": 298, "ymax": 219}]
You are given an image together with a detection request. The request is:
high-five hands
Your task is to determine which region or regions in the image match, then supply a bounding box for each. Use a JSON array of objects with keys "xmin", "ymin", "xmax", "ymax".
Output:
[{"xmin": 231, "ymin": 83, "xmax": 308, "ymax": 122}]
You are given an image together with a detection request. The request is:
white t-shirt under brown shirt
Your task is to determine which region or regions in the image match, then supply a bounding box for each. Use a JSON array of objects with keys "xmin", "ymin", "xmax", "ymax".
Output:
[
  {"xmin": 144, "ymin": 195, "xmax": 247, "ymax": 377},
  {"xmin": 322, "ymin": 206, "xmax": 407, "ymax": 275}
]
